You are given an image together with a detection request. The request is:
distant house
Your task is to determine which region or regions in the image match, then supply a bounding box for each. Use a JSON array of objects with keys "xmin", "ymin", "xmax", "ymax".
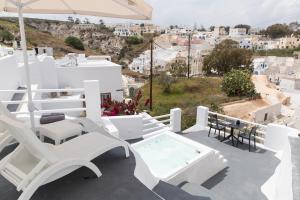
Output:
[
  {"xmin": 278, "ymin": 35, "xmax": 300, "ymax": 49},
  {"xmin": 229, "ymin": 28, "xmax": 247, "ymax": 37},
  {"xmin": 74, "ymin": 24, "xmax": 96, "ymax": 30},
  {"xmin": 239, "ymin": 38, "xmax": 252, "ymax": 49},
  {"xmin": 213, "ymin": 27, "xmax": 226, "ymax": 37},
  {"xmin": 114, "ymin": 25, "xmax": 137, "ymax": 37}
]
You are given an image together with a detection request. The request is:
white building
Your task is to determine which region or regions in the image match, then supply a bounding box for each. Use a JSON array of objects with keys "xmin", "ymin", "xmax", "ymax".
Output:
[
  {"xmin": 213, "ymin": 27, "xmax": 226, "ymax": 37},
  {"xmin": 229, "ymin": 28, "xmax": 247, "ymax": 37},
  {"xmin": 114, "ymin": 25, "xmax": 137, "ymax": 37},
  {"xmin": 239, "ymin": 38, "xmax": 252, "ymax": 49},
  {"xmin": 253, "ymin": 40, "xmax": 279, "ymax": 50},
  {"xmin": 0, "ymin": 54, "xmax": 124, "ymax": 116},
  {"xmin": 129, "ymin": 48, "xmax": 178, "ymax": 75},
  {"xmin": 253, "ymin": 58, "xmax": 269, "ymax": 75}
]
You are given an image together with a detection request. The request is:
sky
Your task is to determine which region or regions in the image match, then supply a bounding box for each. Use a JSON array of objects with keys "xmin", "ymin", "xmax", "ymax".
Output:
[
  {"xmin": 1, "ymin": 0, "xmax": 300, "ymax": 28},
  {"xmin": 146, "ymin": 0, "xmax": 300, "ymax": 28}
]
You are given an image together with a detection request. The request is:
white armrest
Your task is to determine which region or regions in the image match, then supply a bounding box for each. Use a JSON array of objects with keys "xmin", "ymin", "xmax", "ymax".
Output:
[{"xmin": 101, "ymin": 118, "xmax": 120, "ymax": 138}]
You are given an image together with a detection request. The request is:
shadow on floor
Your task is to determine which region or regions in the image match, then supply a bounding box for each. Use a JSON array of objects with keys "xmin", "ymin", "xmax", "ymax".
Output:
[{"xmin": 202, "ymin": 167, "xmax": 229, "ymax": 190}]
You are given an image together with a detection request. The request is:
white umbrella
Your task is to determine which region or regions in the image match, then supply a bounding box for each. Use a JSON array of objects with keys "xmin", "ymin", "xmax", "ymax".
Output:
[{"xmin": 0, "ymin": 0, "xmax": 152, "ymax": 129}]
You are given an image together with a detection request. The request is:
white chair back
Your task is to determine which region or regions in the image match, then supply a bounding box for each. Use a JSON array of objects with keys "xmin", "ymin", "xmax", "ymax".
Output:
[{"xmin": 0, "ymin": 115, "xmax": 58, "ymax": 163}]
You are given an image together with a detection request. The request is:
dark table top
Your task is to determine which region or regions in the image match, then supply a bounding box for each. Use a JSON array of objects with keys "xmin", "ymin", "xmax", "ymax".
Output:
[{"xmin": 220, "ymin": 120, "xmax": 246, "ymax": 129}]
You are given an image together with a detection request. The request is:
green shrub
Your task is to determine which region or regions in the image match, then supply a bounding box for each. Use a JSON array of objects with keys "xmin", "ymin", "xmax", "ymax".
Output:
[
  {"xmin": 159, "ymin": 72, "xmax": 174, "ymax": 94},
  {"xmin": 64, "ymin": 36, "xmax": 85, "ymax": 50},
  {"xmin": 126, "ymin": 36, "xmax": 143, "ymax": 45},
  {"xmin": 222, "ymin": 69, "xmax": 256, "ymax": 97},
  {"xmin": 0, "ymin": 30, "xmax": 14, "ymax": 42}
]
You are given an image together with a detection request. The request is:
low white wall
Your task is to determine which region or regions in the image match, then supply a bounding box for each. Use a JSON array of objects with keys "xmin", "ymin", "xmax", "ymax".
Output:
[
  {"xmin": 0, "ymin": 56, "xmax": 22, "ymax": 100},
  {"xmin": 106, "ymin": 115, "xmax": 144, "ymax": 140},
  {"xmin": 262, "ymin": 124, "xmax": 298, "ymax": 200},
  {"xmin": 253, "ymin": 103, "xmax": 282, "ymax": 123}
]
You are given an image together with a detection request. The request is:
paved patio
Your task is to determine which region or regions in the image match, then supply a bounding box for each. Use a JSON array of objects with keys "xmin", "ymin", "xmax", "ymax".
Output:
[
  {"xmin": 182, "ymin": 130, "xmax": 280, "ymax": 200},
  {"xmin": 0, "ymin": 144, "xmax": 210, "ymax": 200},
  {"xmin": 0, "ymin": 128, "xmax": 280, "ymax": 200}
]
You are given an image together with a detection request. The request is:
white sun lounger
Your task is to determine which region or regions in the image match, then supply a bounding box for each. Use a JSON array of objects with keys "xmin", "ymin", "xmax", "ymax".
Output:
[
  {"xmin": 0, "ymin": 102, "xmax": 20, "ymax": 152},
  {"xmin": 0, "ymin": 115, "xmax": 129, "ymax": 200}
]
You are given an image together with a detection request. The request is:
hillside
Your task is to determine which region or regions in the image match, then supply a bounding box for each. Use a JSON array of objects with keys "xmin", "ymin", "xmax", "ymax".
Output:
[
  {"xmin": 138, "ymin": 77, "xmax": 245, "ymax": 129},
  {"xmin": 0, "ymin": 18, "xmax": 96, "ymax": 57},
  {"xmin": 0, "ymin": 17, "xmax": 153, "ymax": 65}
]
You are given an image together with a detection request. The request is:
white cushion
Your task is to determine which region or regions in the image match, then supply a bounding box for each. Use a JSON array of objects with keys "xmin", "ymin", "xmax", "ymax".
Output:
[
  {"xmin": 39, "ymin": 120, "xmax": 82, "ymax": 141},
  {"xmin": 52, "ymin": 132, "xmax": 119, "ymax": 161}
]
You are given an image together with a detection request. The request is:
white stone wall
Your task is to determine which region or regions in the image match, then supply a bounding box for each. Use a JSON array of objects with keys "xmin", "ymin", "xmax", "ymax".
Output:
[
  {"xmin": 56, "ymin": 65, "xmax": 123, "ymax": 101},
  {"xmin": 253, "ymin": 103, "xmax": 282, "ymax": 123},
  {"xmin": 0, "ymin": 56, "xmax": 22, "ymax": 100}
]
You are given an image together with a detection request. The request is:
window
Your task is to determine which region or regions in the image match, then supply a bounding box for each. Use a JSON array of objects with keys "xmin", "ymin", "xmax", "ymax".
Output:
[{"xmin": 101, "ymin": 93, "xmax": 111, "ymax": 104}]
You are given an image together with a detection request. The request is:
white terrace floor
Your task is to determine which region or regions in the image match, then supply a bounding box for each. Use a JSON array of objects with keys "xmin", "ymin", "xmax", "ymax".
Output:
[{"xmin": 0, "ymin": 130, "xmax": 278, "ymax": 200}]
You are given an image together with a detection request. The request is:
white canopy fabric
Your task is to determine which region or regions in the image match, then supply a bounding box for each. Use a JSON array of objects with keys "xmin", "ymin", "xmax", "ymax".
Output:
[{"xmin": 0, "ymin": 0, "xmax": 152, "ymax": 20}]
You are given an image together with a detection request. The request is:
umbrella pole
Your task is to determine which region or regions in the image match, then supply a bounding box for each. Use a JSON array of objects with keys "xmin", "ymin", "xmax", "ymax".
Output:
[{"xmin": 17, "ymin": 4, "xmax": 36, "ymax": 130}]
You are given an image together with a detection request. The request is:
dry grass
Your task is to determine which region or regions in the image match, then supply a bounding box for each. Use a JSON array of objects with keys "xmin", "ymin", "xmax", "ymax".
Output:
[{"xmin": 139, "ymin": 77, "xmax": 244, "ymax": 129}]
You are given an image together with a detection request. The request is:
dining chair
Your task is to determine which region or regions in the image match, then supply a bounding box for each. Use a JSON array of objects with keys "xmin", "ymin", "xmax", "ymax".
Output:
[
  {"xmin": 237, "ymin": 126, "xmax": 258, "ymax": 151},
  {"xmin": 208, "ymin": 114, "xmax": 226, "ymax": 140}
]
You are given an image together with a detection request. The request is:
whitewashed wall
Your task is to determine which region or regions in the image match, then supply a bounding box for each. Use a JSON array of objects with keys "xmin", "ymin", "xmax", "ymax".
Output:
[
  {"xmin": 262, "ymin": 124, "xmax": 298, "ymax": 200},
  {"xmin": 56, "ymin": 66, "xmax": 123, "ymax": 101},
  {"xmin": 253, "ymin": 103, "xmax": 282, "ymax": 123},
  {"xmin": 0, "ymin": 56, "xmax": 21, "ymax": 100}
]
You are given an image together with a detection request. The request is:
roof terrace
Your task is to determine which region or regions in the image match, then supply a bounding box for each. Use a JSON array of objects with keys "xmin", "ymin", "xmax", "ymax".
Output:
[{"xmin": 0, "ymin": 84, "xmax": 298, "ymax": 200}]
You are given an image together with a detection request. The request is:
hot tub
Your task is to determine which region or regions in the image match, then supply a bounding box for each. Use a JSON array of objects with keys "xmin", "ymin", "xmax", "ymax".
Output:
[{"xmin": 132, "ymin": 131, "xmax": 227, "ymax": 185}]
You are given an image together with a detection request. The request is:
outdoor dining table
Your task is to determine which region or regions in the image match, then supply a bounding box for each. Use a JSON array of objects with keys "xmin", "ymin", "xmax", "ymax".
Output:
[{"xmin": 220, "ymin": 120, "xmax": 246, "ymax": 146}]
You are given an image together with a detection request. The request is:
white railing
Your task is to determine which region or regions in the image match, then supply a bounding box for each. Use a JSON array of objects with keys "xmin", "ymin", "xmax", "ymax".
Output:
[
  {"xmin": 0, "ymin": 80, "xmax": 101, "ymax": 122},
  {"xmin": 143, "ymin": 108, "xmax": 182, "ymax": 135}
]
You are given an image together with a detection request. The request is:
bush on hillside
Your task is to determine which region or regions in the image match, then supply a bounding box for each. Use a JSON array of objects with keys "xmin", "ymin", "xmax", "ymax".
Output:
[
  {"xmin": 64, "ymin": 36, "xmax": 85, "ymax": 50},
  {"xmin": 126, "ymin": 36, "xmax": 143, "ymax": 45},
  {"xmin": 222, "ymin": 69, "xmax": 256, "ymax": 97},
  {"xmin": 0, "ymin": 29, "xmax": 14, "ymax": 42},
  {"xmin": 159, "ymin": 72, "xmax": 174, "ymax": 94}
]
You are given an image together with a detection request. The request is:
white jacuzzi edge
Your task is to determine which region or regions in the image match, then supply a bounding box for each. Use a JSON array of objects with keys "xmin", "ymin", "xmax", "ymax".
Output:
[{"xmin": 132, "ymin": 131, "xmax": 228, "ymax": 186}]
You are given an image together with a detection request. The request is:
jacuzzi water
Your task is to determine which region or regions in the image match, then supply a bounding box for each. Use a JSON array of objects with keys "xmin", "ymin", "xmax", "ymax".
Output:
[{"xmin": 132, "ymin": 132, "xmax": 205, "ymax": 180}]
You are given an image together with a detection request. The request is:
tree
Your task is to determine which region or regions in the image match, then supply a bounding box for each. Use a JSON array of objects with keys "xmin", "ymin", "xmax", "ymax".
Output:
[
  {"xmin": 169, "ymin": 60, "xmax": 189, "ymax": 78},
  {"xmin": 159, "ymin": 72, "xmax": 174, "ymax": 93},
  {"xmin": 99, "ymin": 19, "xmax": 104, "ymax": 25},
  {"xmin": 83, "ymin": 18, "xmax": 90, "ymax": 24},
  {"xmin": 64, "ymin": 36, "xmax": 85, "ymax": 50},
  {"xmin": 224, "ymin": 26, "xmax": 230, "ymax": 34},
  {"xmin": 266, "ymin": 24, "xmax": 291, "ymax": 39},
  {"xmin": 67, "ymin": 16, "xmax": 74, "ymax": 23},
  {"xmin": 234, "ymin": 24, "xmax": 251, "ymax": 34},
  {"xmin": 0, "ymin": 30, "xmax": 14, "ymax": 42},
  {"xmin": 126, "ymin": 36, "xmax": 143, "ymax": 45},
  {"xmin": 209, "ymin": 26, "xmax": 215, "ymax": 32},
  {"xmin": 222, "ymin": 69, "xmax": 257, "ymax": 97},
  {"xmin": 199, "ymin": 25, "xmax": 206, "ymax": 32},
  {"xmin": 203, "ymin": 39, "xmax": 253, "ymax": 75},
  {"xmin": 74, "ymin": 18, "xmax": 81, "ymax": 24}
]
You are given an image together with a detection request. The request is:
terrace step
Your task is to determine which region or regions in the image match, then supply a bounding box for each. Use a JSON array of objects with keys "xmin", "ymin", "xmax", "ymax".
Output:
[{"xmin": 180, "ymin": 182, "xmax": 222, "ymax": 200}]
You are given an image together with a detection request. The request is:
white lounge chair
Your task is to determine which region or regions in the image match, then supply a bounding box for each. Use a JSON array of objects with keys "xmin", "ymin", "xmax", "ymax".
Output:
[
  {"xmin": 0, "ymin": 115, "xmax": 129, "ymax": 200},
  {"xmin": 0, "ymin": 102, "xmax": 18, "ymax": 152}
]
